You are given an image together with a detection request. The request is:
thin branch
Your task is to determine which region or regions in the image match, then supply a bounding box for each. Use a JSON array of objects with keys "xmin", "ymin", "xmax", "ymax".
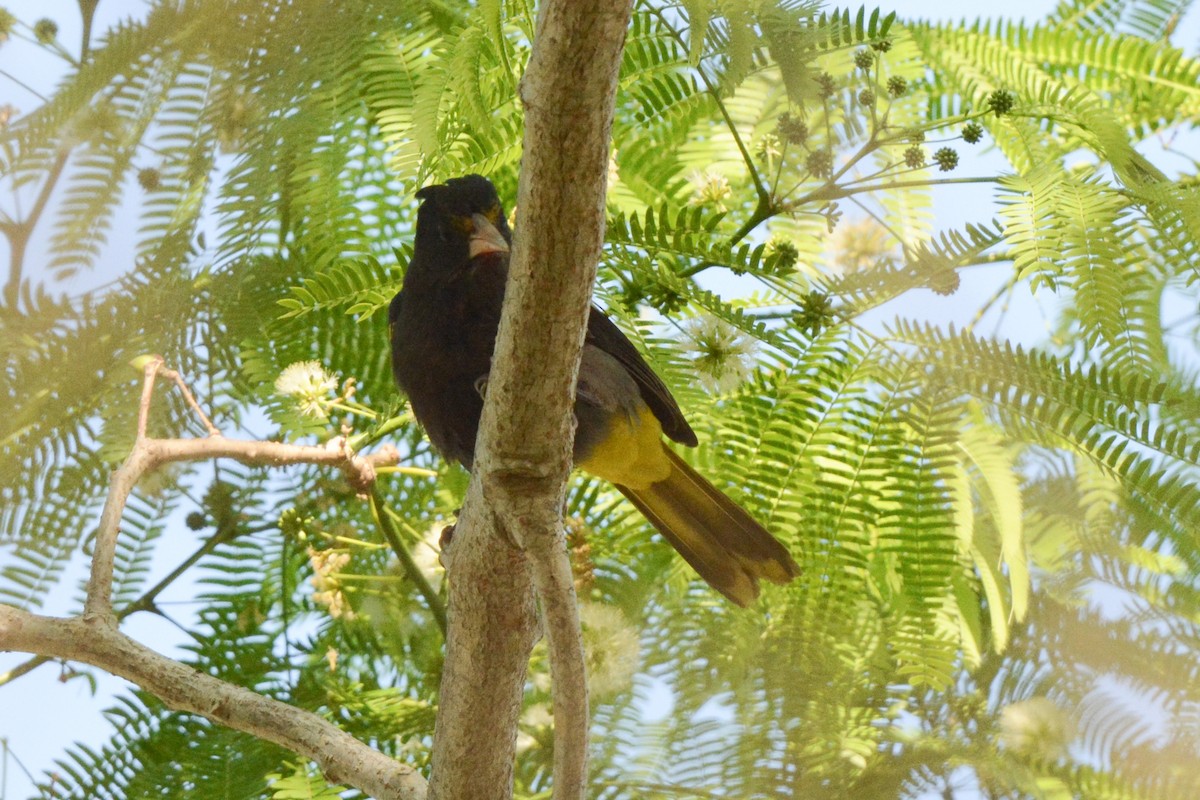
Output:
[
  {"xmin": 0, "ymin": 736, "xmax": 38, "ymax": 785},
  {"xmin": 0, "ymin": 607, "xmax": 426, "ymax": 800},
  {"xmin": 778, "ymin": 132, "xmax": 880, "ymax": 207},
  {"xmin": 848, "ymin": 196, "xmax": 909, "ymax": 251},
  {"xmin": 683, "ymin": 133, "xmax": 900, "ymax": 280},
  {"xmin": 85, "ymin": 361, "xmax": 399, "ymax": 624},
  {"xmin": 2, "ymin": 2, "xmax": 96, "ymax": 308},
  {"xmin": 0, "ymin": 653, "xmax": 48, "ymax": 686},
  {"xmin": 524, "ymin": 528, "xmax": 588, "ymax": 797},
  {"xmin": 707, "ymin": 82, "xmax": 769, "ymax": 202},
  {"xmin": 4, "ymin": 149, "xmax": 69, "ymax": 308},
  {"xmin": 159, "ymin": 364, "xmax": 221, "ymax": 436},
  {"xmin": 347, "ymin": 412, "xmax": 412, "ymax": 451},
  {"xmin": 120, "ymin": 523, "xmax": 248, "ymax": 617},
  {"xmin": 791, "ymin": 175, "xmax": 1001, "ymax": 208},
  {"xmin": 135, "ymin": 357, "xmax": 163, "ymax": 438},
  {"xmin": 646, "ymin": 6, "xmax": 768, "ymax": 202},
  {"xmin": 964, "ymin": 273, "xmax": 1020, "ymax": 337},
  {"xmin": 677, "ymin": 197, "xmax": 772, "ymax": 277},
  {"xmin": 603, "ymin": 781, "xmax": 726, "ymax": 798},
  {"xmin": 0, "ymin": 68, "xmax": 48, "ymax": 101},
  {"xmin": 7, "ymin": 30, "xmax": 76, "ymax": 66},
  {"xmin": 79, "ymin": 0, "xmax": 98, "ymax": 63},
  {"xmin": 2, "ymin": 361, "xmax": 415, "ymax": 795},
  {"xmin": 370, "ymin": 490, "xmax": 447, "ymax": 637},
  {"xmin": 84, "ymin": 434, "xmax": 399, "ymax": 621},
  {"xmin": 83, "ymin": 441, "xmax": 153, "ymax": 622},
  {"xmin": 0, "ymin": 521, "xmax": 245, "ymax": 688}
]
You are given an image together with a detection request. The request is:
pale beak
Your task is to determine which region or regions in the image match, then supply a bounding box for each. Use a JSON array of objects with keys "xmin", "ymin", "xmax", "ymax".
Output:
[{"xmin": 468, "ymin": 213, "xmax": 510, "ymax": 258}]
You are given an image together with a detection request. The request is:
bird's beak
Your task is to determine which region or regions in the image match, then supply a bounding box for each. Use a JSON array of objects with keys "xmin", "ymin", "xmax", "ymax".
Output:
[{"xmin": 468, "ymin": 213, "xmax": 509, "ymax": 258}]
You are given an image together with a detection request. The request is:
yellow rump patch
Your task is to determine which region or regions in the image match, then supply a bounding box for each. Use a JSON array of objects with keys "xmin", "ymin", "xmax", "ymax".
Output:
[{"xmin": 577, "ymin": 407, "xmax": 671, "ymax": 490}]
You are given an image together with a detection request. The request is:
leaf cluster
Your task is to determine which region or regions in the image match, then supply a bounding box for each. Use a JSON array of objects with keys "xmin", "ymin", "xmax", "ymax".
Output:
[{"xmin": 2, "ymin": 0, "xmax": 1199, "ymax": 798}]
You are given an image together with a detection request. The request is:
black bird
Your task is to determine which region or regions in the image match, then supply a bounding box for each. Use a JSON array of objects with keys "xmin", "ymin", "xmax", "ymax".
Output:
[{"xmin": 389, "ymin": 174, "xmax": 799, "ymax": 606}]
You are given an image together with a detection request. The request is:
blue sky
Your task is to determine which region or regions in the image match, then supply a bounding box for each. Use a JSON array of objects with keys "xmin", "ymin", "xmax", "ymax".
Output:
[{"xmin": 2, "ymin": 1, "xmax": 1199, "ymax": 798}]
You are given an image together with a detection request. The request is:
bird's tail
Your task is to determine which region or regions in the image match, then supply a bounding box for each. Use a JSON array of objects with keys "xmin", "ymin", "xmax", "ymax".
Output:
[{"xmin": 617, "ymin": 447, "xmax": 799, "ymax": 607}]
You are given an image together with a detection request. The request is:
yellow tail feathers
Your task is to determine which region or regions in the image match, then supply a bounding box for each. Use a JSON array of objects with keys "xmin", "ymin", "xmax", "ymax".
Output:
[{"xmin": 617, "ymin": 447, "xmax": 799, "ymax": 607}]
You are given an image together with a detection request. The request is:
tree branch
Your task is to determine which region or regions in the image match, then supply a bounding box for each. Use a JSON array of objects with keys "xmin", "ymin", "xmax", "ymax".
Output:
[
  {"xmin": 0, "ymin": 358, "xmax": 421, "ymax": 797},
  {"xmin": 3, "ymin": 135, "xmax": 70, "ymax": 309},
  {"xmin": 0, "ymin": 607, "xmax": 426, "ymax": 800},
  {"xmin": 427, "ymin": 2, "xmax": 634, "ymax": 799},
  {"xmin": 3, "ymin": 1, "xmax": 99, "ymax": 308},
  {"xmin": 0, "ymin": 491, "xmax": 259, "ymax": 689},
  {"xmin": 83, "ymin": 356, "xmax": 399, "ymax": 623},
  {"xmin": 370, "ymin": 489, "xmax": 448, "ymax": 636}
]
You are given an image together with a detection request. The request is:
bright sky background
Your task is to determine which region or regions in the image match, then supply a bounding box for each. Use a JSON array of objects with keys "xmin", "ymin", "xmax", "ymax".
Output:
[{"xmin": 1, "ymin": 1, "xmax": 1198, "ymax": 798}]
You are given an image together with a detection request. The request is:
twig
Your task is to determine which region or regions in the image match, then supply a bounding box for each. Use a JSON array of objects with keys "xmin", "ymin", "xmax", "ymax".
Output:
[
  {"xmin": 965, "ymin": 273, "xmax": 1019, "ymax": 336},
  {"xmin": 602, "ymin": 781, "xmax": 725, "ymax": 798},
  {"xmin": 4, "ymin": 149, "xmax": 69, "ymax": 308},
  {"xmin": 120, "ymin": 523, "xmax": 251, "ymax": 617},
  {"xmin": 0, "ymin": 607, "xmax": 426, "ymax": 800},
  {"xmin": 0, "ymin": 653, "xmax": 49, "ymax": 686},
  {"xmin": 1, "ymin": 523, "xmax": 243, "ymax": 688},
  {"xmin": 2, "ymin": 361, "xmax": 415, "ymax": 795},
  {"xmin": 646, "ymin": 6, "xmax": 768, "ymax": 202},
  {"xmin": 521, "ymin": 522, "xmax": 588, "ymax": 797},
  {"xmin": 0, "ymin": 736, "xmax": 38, "ymax": 785},
  {"xmin": 83, "ymin": 439, "xmax": 153, "ymax": 623},
  {"xmin": 159, "ymin": 363, "xmax": 221, "ymax": 436},
  {"xmin": 84, "ymin": 361, "xmax": 399, "ymax": 624},
  {"xmin": 347, "ymin": 412, "xmax": 412, "ymax": 451},
  {"xmin": 789, "ymin": 175, "xmax": 1000, "ymax": 209},
  {"xmin": 3, "ymin": 4, "xmax": 94, "ymax": 308},
  {"xmin": 84, "ymin": 434, "xmax": 398, "ymax": 621},
  {"xmin": 0, "ymin": 68, "xmax": 48, "ymax": 101},
  {"xmin": 135, "ymin": 357, "xmax": 162, "ymax": 438},
  {"xmin": 678, "ymin": 197, "xmax": 773, "ymax": 278},
  {"xmin": 369, "ymin": 490, "xmax": 448, "ymax": 636}
]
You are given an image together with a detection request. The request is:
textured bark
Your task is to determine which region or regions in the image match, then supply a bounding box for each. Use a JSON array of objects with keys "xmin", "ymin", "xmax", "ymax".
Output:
[
  {"xmin": 4, "ymin": 1, "xmax": 635, "ymax": 795},
  {"xmin": 426, "ymin": 2, "xmax": 634, "ymax": 799},
  {"xmin": 0, "ymin": 360, "xmax": 420, "ymax": 799},
  {"xmin": 0, "ymin": 608, "xmax": 426, "ymax": 799}
]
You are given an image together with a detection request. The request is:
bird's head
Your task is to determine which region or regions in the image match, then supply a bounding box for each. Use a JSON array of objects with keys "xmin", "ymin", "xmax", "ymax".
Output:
[{"xmin": 414, "ymin": 174, "xmax": 512, "ymax": 265}]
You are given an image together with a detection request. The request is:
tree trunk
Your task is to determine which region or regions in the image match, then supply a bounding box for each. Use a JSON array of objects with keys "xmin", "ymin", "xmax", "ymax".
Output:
[{"xmin": 426, "ymin": 2, "xmax": 634, "ymax": 799}]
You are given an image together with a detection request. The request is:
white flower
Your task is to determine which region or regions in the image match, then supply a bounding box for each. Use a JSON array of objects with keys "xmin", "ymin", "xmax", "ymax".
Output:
[
  {"xmin": 830, "ymin": 217, "xmax": 895, "ymax": 273},
  {"xmin": 275, "ymin": 361, "xmax": 339, "ymax": 418},
  {"xmin": 682, "ymin": 315, "xmax": 758, "ymax": 394},
  {"xmin": 308, "ymin": 546, "xmax": 355, "ymax": 620},
  {"xmin": 579, "ymin": 602, "xmax": 640, "ymax": 697},
  {"xmin": 688, "ymin": 169, "xmax": 732, "ymax": 210},
  {"xmin": 756, "ymin": 133, "xmax": 782, "ymax": 162}
]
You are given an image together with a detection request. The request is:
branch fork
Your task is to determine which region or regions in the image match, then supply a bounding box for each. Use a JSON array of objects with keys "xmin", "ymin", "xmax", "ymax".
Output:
[
  {"xmin": 1, "ymin": 358, "xmax": 421, "ymax": 799},
  {"xmin": 84, "ymin": 356, "xmax": 399, "ymax": 624}
]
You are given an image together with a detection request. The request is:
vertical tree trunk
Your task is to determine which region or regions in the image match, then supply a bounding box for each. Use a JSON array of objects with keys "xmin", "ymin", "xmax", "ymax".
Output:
[{"xmin": 426, "ymin": 1, "xmax": 634, "ymax": 799}]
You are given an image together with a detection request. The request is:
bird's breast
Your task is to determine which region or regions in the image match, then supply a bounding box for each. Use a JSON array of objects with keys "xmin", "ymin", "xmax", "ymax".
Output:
[{"xmin": 390, "ymin": 267, "xmax": 507, "ymax": 467}]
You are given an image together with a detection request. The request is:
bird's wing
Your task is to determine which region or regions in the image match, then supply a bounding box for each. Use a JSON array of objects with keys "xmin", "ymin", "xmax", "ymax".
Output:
[{"xmin": 585, "ymin": 306, "xmax": 698, "ymax": 447}]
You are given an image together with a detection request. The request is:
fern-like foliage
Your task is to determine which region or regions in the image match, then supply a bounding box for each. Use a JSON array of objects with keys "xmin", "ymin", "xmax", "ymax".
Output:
[{"xmin": 2, "ymin": 0, "xmax": 1199, "ymax": 798}]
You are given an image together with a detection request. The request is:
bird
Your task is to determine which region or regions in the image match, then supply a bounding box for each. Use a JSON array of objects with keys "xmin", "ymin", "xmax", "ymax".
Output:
[{"xmin": 388, "ymin": 174, "xmax": 799, "ymax": 606}]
